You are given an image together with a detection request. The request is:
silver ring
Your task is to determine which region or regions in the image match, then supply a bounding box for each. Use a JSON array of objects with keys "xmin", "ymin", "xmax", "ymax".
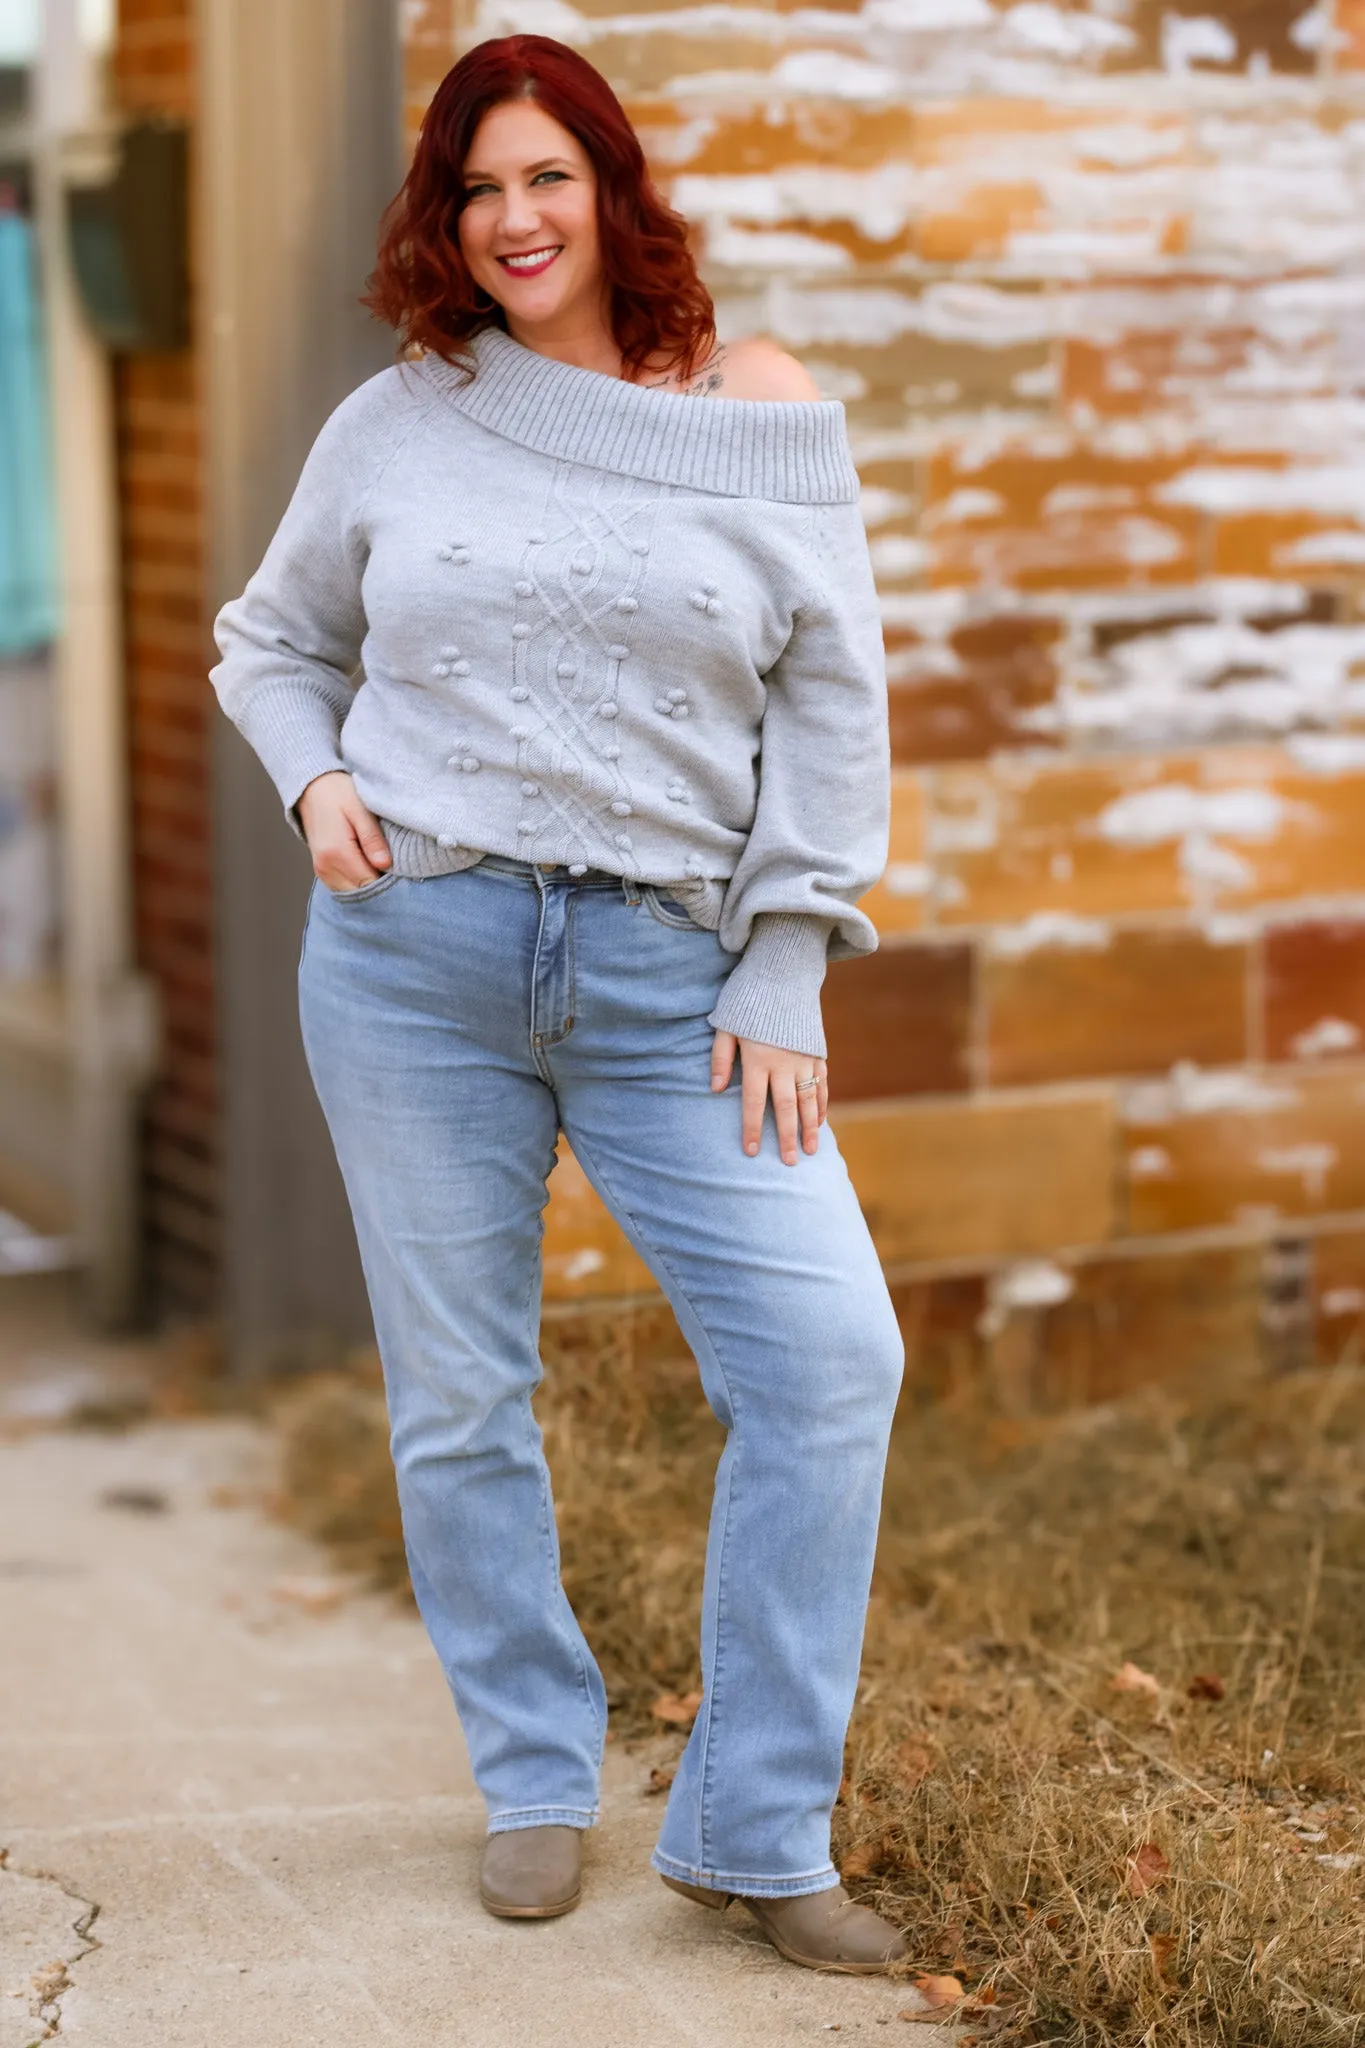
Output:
[{"xmin": 794, "ymin": 1076, "xmax": 819, "ymax": 1094}]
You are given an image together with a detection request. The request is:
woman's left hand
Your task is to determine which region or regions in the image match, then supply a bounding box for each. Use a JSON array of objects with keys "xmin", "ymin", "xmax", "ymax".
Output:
[{"xmin": 711, "ymin": 1033, "xmax": 829, "ymax": 1165}]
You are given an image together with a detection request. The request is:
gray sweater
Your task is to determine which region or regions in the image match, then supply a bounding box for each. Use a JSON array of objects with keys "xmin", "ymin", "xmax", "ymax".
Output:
[{"xmin": 210, "ymin": 326, "xmax": 889, "ymax": 1057}]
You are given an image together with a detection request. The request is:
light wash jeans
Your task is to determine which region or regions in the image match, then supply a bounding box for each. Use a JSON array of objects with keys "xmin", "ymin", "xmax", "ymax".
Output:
[{"xmin": 298, "ymin": 855, "xmax": 904, "ymax": 1899}]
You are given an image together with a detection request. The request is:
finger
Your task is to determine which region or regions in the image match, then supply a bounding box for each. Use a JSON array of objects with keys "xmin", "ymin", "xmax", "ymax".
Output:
[
  {"xmin": 347, "ymin": 802, "xmax": 392, "ymax": 869},
  {"xmin": 740, "ymin": 1049, "xmax": 768, "ymax": 1157},
  {"xmin": 711, "ymin": 1031, "xmax": 736, "ymax": 1093},
  {"xmin": 317, "ymin": 845, "xmax": 378, "ymax": 891},
  {"xmin": 798, "ymin": 1080, "xmax": 821, "ymax": 1155},
  {"xmin": 816, "ymin": 1061, "xmax": 829, "ymax": 1126},
  {"xmin": 772, "ymin": 1076, "xmax": 800, "ymax": 1166}
]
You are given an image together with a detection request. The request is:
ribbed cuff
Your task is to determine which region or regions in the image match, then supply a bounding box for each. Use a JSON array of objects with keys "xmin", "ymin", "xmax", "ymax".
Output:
[
  {"xmin": 707, "ymin": 913, "xmax": 831, "ymax": 1058},
  {"xmin": 232, "ymin": 678, "xmax": 349, "ymax": 837}
]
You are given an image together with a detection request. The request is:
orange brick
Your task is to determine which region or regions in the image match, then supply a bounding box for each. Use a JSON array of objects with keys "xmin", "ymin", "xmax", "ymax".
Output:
[
  {"xmin": 1265, "ymin": 917, "xmax": 1365, "ymax": 1063},
  {"xmin": 930, "ymin": 754, "xmax": 1187, "ymax": 927},
  {"xmin": 888, "ymin": 1273, "xmax": 987, "ymax": 1402},
  {"xmin": 993, "ymin": 1243, "xmax": 1266, "ymax": 1410},
  {"xmin": 925, "ymin": 444, "xmax": 1201, "ymax": 592},
  {"xmin": 825, "ymin": 941, "xmax": 973, "ymax": 1102},
  {"xmin": 1112, "ymin": 0, "xmax": 1316, "ymax": 73},
  {"xmin": 915, "ymin": 182, "xmax": 1043, "ymax": 264},
  {"xmin": 640, "ymin": 104, "xmax": 915, "ymax": 178},
  {"xmin": 931, "ymin": 746, "xmax": 1365, "ymax": 928},
  {"xmin": 861, "ymin": 771, "xmax": 928, "ymax": 936},
  {"xmin": 837, "ymin": 1086, "xmax": 1116, "ymax": 1265},
  {"xmin": 1122, "ymin": 1062, "xmax": 1365, "ymax": 1234},
  {"xmin": 1061, "ymin": 329, "xmax": 1258, "ymax": 419},
  {"xmin": 1213, "ymin": 512, "xmax": 1365, "ymax": 579},
  {"xmin": 1339, "ymin": 0, "xmax": 1365, "ymax": 64},
  {"xmin": 889, "ymin": 614, "xmax": 1061, "ymax": 765},
  {"xmin": 985, "ymin": 923, "xmax": 1247, "ymax": 1086}
]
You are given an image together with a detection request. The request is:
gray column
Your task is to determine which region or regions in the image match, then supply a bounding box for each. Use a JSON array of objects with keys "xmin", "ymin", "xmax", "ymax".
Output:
[{"xmin": 198, "ymin": 0, "xmax": 405, "ymax": 1372}]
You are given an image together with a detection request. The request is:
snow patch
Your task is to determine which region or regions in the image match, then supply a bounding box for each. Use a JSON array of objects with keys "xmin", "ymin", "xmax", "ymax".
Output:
[
  {"xmin": 988, "ymin": 912, "xmax": 1111, "ymax": 957},
  {"xmin": 1125, "ymin": 1062, "xmax": 1300, "ymax": 1123},
  {"xmin": 861, "ymin": 485, "xmax": 917, "ymax": 530},
  {"xmin": 1287, "ymin": 733, "xmax": 1365, "ymax": 775},
  {"xmin": 1257, "ymin": 1143, "xmax": 1337, "ymax": 1199},
  {"xmin": 870, "ymin": 535, "xmax": 930, "ymax": 579},
  {"xmin": 980, "ymin": 1259, "xmax": 1075, "ymax": 1335},
  {"xmin": 1097, "ymin": 784, "xmax": 1284, "ymax": 848},
  {"xmin": 882, "ymin": 862, "xmax": 933, "ymax": 897},
  {"xmin": 1162, "ymin": 12, "xmax": 1238, "ymax": 71},
  {"xmin": 926, "ymin": 488, "xmax": 1007, "ymax": 528},
  {"xmin": 1128, "ymin": 1145, "xmax": 1174, "ymax": 1179},
  {"xmin": 1290, "ymin": 1016, "xmax": 1361, "ymax": 1059},
  {"xmin": 999, "ymin": 3, "xmax": 1133, "ymax": 57}
]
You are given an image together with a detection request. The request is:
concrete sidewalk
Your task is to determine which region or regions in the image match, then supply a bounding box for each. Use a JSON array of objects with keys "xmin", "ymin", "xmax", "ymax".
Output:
[{"xmin": 0, "ymin": 1290, "xmax": 947, "ymax": 2048}]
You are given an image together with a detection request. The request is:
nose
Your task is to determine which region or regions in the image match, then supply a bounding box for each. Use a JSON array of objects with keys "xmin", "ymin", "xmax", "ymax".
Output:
[{"xmin": 499, "ymin": 182, "xmax": 541, "ymax": 241}]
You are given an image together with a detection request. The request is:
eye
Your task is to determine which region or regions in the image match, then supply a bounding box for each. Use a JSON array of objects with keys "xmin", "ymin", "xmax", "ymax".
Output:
[
  {"xmin": 462, "ymin": 181, "xmax": 497, "ymax": 201},
  {"xmin": 531, "ymin": 169, "xmax": 569, "ymax": 186}
]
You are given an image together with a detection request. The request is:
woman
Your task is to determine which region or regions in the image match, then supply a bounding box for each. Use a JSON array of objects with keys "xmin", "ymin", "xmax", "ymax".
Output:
[{"xmin": 211, "ymin": 33, "xmax": 907, "ymax": 1975}]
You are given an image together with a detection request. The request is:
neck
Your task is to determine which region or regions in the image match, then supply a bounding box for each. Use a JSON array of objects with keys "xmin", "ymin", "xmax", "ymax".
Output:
[{"xmin": 503, "ymin": 297, "xmax": 623, "ymax": 380}]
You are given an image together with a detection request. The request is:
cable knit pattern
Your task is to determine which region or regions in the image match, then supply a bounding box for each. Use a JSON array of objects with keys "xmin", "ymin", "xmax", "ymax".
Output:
[{"xmin": 209, "ymin": 327, "xmax": 890, "ymax": 1058}]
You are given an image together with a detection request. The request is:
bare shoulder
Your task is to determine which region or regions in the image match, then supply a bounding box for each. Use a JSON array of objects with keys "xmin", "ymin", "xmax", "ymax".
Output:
[
  {"xmin": 709, "ymin": 337, "xmax": 823, "ymax": 402},
  {"xmin": 650, "ymin": 337, "xmax": 824, "ymax": 402}
]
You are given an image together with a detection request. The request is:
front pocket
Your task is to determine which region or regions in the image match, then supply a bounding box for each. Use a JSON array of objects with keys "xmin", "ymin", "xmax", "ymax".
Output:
[
  {"xmin": 326, "ymin": 868, "xmax": 402, "ymax": 905},
  {"xmin": 640, "ymin": 885, "xmax": 699, "ymax": 931}
]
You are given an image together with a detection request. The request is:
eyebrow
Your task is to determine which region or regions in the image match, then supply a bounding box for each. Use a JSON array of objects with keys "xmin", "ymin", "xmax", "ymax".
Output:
[{"xmin": 462, "ymin": 156, "xmax": 574, "ymax": 181}]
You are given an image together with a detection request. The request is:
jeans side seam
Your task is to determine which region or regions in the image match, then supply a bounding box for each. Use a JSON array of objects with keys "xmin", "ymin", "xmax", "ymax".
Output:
[
  {"xmin": 522, "ymin": 1155, "xmax": 606, "ymax": 1770},
  {"xmin": 560, "ymin": 1128, "xmax": 740, "ymax": 1877}
]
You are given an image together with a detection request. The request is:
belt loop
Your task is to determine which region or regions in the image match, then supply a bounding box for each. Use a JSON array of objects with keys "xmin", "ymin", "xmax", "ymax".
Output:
[{"xmin": 621, "ymin": 877, "xmax": 641, "ymax": 907}]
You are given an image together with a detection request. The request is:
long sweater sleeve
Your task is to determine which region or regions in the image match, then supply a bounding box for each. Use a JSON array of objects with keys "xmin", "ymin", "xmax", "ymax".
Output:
[
  {"xmin": 210, "ymin": 386, "xmax": 386, "ymax": 825},
  {"xmin": 707, "ymin": 501, "xmax": 889, "ymax": 1060}
]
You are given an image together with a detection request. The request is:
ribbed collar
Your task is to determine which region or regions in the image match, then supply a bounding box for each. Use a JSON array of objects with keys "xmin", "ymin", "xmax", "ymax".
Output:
[{"xmin": 416, "ymin": 326, "xmax": 859, "ymax": 505}]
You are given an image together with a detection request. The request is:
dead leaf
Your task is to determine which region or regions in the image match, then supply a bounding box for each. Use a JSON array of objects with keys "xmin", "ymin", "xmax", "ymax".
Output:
[
  {"xmin": 1150, "ymin": 1931, "xmax": 1179, "ymax": 1984},
  {"xmin": 913, "ymin": 1974, "xmax": 966, "ymax": 2009},
  {"xmin": 99, "ymin": 1485, "xmax": 168, "ymax": 1515},
  {"xmin": 896, "ymin": 1740, "xmax": 935, "ymax": 1789},
  {"xmin": 840, "ymin": 1840, "xmax": 883, "ymax": 1881},
  {"xmin": 899, "ymin": 2013, "xmax": 948, "ymax": 2026},
  {"xmin": 208, "ymin": 1484, "xmax": 259, "ymax": 1510},
  {"xmin": 1111, "ymin": 1661, "xmax": 1160, "ymax": 1699},
  {"xmin": 269, "ymin": 1574, "xmax": 351, "ymax": 1614},
  {"xmin": 1126, "ymin": 1842, "xmax": 1171, "ymax": 1896},
  {"xmin": 1187, "ymin": 1671, "xmax": 1225, "ymax": 1702},
  {"xmin": 644, "ymin": 1767, "xmax": 675, "ymax": 1796},
  {"xmin": 837, "ymin": 1773, "xmax": 852, "ymax": 1804},
  {"xmin": 650, "ymin": 1690, "xmax": 703, "ymax": 1726}
]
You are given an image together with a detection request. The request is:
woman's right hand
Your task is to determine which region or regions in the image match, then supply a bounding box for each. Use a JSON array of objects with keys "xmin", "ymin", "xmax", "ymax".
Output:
[{"xmin": 297, "ymin": 771, "xmax": 393, "ymax": 892}]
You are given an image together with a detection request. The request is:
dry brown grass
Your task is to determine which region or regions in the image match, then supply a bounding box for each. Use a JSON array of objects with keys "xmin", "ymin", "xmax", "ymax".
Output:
[{"xmin": 272, "ymin": 1333, "xmax": 1365, "ymax": 2046}]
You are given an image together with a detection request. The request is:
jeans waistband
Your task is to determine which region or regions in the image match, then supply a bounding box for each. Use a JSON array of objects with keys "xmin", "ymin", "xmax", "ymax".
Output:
[{"xmin": 474, "ymin": 853, "xmax": 626, "ymax": 890}]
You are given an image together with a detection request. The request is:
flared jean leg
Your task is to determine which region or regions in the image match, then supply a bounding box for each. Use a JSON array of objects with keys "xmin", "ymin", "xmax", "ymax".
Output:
[
  {"xmin": 551, "ymin": 892, "xmax": 906, "ymax": 1898},
  {"xmin": 297, "ymin": 872, "xmax": 608, "ymax": 1830}
]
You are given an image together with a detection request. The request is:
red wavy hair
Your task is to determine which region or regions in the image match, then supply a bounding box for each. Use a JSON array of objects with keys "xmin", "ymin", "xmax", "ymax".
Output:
[{"xmin": 364, "ymin": 36, "xmax": 715, "ymax": 382}]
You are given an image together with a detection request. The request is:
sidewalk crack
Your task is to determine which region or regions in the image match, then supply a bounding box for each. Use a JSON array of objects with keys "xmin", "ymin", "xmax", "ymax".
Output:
[{"xmin": 0, "ymin": 1847, "xmax": 101, "ymax": 2043}]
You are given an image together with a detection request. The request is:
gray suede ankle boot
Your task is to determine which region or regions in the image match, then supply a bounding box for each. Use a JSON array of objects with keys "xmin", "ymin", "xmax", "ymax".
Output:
[
  {"xmin": 661, "ymin": 1875, "xmax": 906, "ymax": 1974},
  {"xmin": 480, "ymin": 1825, "xmax": 583, "ymax": 1919}
]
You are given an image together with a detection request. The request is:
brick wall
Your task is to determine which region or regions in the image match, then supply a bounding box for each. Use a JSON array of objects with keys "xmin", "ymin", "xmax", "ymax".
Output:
[
  {"xmin": 113, "ymin": 0, "xmax": 217, "ymax": 1312},
  {"xmin": 405, "ymin": 0, "xmax": 1365, "ymax": 1400}
]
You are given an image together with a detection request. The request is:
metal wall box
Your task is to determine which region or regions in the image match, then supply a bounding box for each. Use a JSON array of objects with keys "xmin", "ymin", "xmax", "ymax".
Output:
[{"xmin": 66, "ymin": 118, "xmax": 188, "ymax": 351}]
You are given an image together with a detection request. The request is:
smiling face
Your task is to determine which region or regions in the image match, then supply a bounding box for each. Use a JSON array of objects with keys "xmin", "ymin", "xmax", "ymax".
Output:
[{"xmin": 458, "ymin": 99, "xmax": 605, "ymax": 349}]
